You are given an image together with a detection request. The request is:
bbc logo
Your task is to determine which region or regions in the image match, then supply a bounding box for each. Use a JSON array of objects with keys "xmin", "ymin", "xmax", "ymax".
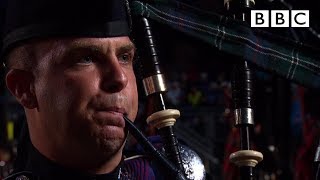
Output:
[{"xmin": 251, "ymin": 10, "xmax": 309, "ymax": 27}]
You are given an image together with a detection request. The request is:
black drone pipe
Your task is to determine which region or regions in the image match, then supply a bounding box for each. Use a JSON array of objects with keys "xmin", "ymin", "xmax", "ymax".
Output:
[
  {"xmin": 224, "ymin": 0, "xmax": 263, "ymax": 179},
  {"xmin": 131, "ymin": 15, "xmax": 185, "ymax": 178}
]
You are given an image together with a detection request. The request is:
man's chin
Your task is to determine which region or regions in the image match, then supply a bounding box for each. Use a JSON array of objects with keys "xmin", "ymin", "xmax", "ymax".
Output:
[
  {"xmin": 100, "ymin": 125, "xmax": 126, "ymax": 139},
  {"xmin": 97, "ymin": 129, "xmax": 126, "ymax": 152},
  {"xmin": 97, "ymin": 138, "xmax": 126, "ymax": 158},
  {"xmin": 81, "ymin": 125, "xmax": 127, "ymax": 158}
]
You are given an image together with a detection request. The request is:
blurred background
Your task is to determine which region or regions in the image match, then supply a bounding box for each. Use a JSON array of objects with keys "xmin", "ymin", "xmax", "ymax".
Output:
[{"xmin": 0, "ymin": 0, "xmax": 320, "ymax": 179}]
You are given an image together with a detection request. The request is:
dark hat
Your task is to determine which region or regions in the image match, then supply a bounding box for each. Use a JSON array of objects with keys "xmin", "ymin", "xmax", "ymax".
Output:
[{"xmin": 1, "ymin": 0, "xmax": 131, "ymax": 61}]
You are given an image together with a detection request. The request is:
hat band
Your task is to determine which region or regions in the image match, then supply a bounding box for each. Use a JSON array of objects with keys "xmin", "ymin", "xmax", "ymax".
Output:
[{"xmin": 2, "ymin": 20, "xmax": 130, "ymax": 57}]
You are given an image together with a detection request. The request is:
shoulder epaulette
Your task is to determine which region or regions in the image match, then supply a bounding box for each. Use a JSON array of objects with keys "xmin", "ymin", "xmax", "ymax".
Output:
[{"xmin": 4, "ymin": 171, "xmax": 36, "ymax": 180}]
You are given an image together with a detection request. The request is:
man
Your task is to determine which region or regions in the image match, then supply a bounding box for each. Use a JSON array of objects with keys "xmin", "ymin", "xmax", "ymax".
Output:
[{"xmin": 1, "ymin": 0, "xmax": 157, "ymax": 179}]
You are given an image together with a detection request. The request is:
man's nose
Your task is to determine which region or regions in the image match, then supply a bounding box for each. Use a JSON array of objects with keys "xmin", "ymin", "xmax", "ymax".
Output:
[{"xmin": 100, "ymin": 57, "xmax": 128, "ymax": 93}]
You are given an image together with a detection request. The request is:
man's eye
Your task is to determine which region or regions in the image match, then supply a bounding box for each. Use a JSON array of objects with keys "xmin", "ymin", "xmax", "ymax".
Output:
[
  {"xmin": 119, "ymin": 54, "xmax": 132, "ymax": 63},
  {"xmin": 78, "ymin": 56, "xmax": 94, "ymax": 64}
]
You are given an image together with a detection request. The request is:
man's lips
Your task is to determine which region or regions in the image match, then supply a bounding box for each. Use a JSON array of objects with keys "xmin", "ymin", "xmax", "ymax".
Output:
[
  {"xmin": 96, "ymin": 106, "xmax": 126, "ymax": 114},
  {"xmin": 93, "ymin": 107, "xmax": 126, "ymax": 127}
]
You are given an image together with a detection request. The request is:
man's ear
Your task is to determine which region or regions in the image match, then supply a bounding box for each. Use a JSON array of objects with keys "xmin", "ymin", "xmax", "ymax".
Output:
[{"xmin": 6, "ymin": 69, "xmax": 38, "ymax": 109}]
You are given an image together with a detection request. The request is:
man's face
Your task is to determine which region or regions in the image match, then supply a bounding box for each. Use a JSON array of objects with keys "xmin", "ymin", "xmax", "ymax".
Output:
[{"xmin": 32, "ymin": 37, "xmax": 138, "ymax": 160}]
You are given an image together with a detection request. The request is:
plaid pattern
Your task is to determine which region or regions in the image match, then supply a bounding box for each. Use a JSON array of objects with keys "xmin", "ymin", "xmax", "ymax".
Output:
[
  {"xmin": 122, "ymin": 136, "xmax": 166, "ymax": 180},
  {"xmin": 130, "ymin": 1, "xmax": 320, "ymax": 89},
  {"xmin": 122, "ymin": 156, "xmax": 157, "ymax": 180}
]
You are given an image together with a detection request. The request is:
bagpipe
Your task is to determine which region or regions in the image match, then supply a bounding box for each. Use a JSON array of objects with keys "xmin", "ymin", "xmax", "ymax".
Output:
[
  {"xmin": 122, "ymin": 1, "xmax": 205, "ymax": 179},
  {"xmin": 125, "ymin": 0, "xmax": 320, "ymax": 179}
]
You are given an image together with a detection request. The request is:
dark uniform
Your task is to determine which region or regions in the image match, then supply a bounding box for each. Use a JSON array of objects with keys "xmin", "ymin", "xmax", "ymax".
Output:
[
  {"xmin": 4, "ymin": 140, "xmax": 165, "ymax": 180},
  {"xmin": 3, "ymin": 123, "xmax": 165, "ymax": 180},
  {"xmin": 5, "ymin": 143, "xmax": 122, "ymax": 180}
]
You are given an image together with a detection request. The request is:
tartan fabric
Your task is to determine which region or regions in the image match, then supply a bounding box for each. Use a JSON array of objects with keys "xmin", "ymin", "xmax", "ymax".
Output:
[
  {"xmin": 130, "ymin": 1, "xmax": 320, "ymax": 89},
  {"xmin": 122, "ymin": 156, "xmax": 157, "ymax": 180},
  {"xmin": 122, "ymin": 136, "xmax": 166, "ymax": 180}
]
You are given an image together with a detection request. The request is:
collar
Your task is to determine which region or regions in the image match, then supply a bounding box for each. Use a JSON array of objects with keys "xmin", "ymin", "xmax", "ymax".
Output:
[{"xmin": 24, "ymin": 143, "xmax": 122, "ymax": 180}]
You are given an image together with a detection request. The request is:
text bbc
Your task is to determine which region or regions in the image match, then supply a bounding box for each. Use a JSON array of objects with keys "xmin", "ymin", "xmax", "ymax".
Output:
[{"xmin": 251, "ymin": 10, "xmax": 309, "ymax": 27}]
